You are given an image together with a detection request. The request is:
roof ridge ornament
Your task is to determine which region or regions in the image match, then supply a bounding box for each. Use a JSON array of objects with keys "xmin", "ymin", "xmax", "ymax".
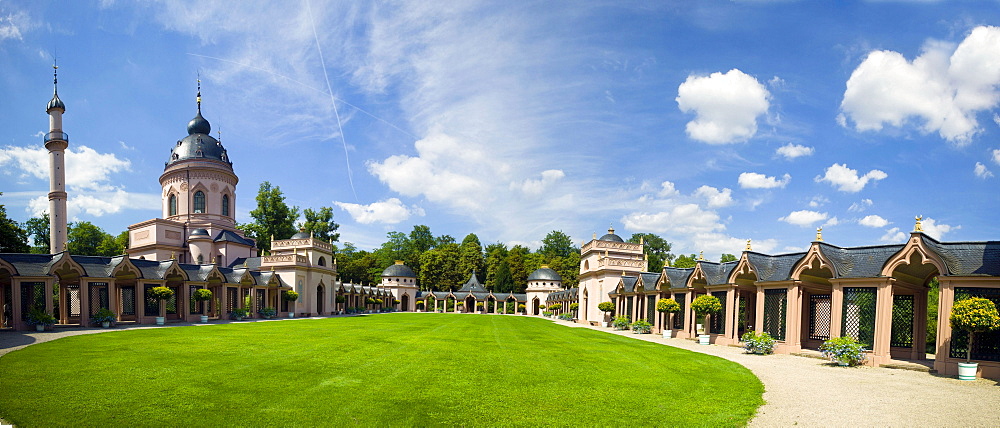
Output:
[
  {"xmin": 698, "ymin": 251, "xmax": 704, "ymax": 261},
  {"xmin": 816, "ymin": 227, "xmax": 823, "ymax": 242},
  {"xmin": 914, "ymin": 215, "xmax": 923, "ymax": 232},
  {"xmin": 746, "ymin": 239, "xmax": 752, "ymax": 252}
]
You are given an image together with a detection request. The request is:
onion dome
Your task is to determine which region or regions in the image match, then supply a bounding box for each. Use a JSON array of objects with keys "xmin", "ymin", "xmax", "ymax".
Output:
[
  {"xmin": 527, "ymin": 265, "xmax": 561, "ymax": 281},
  {"xmin": 599, "ymin": 226, "xmax": 624, "ymax": 242},
  {"xmin": 382, "ymin": 261, "xmax": 416, "ymax": 278},
  {"xmin": 166, "ymin": 83, "xmax": 231, "ymax": 168},
  {"xmin": 46, "ymin": 64, "xmax": 65, "ymax": 112}
]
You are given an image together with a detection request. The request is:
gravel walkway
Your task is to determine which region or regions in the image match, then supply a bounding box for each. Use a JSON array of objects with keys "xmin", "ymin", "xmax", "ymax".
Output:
[
  {"xmin": 553, "ymin": 319, "xmax": 1000, "ymax": 427},
  {"xmin": 3, "ymin": 316, "xmax": 999, "ymax": 427}
]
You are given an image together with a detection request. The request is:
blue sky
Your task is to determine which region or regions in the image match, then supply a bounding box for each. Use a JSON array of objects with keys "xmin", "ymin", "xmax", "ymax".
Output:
[{"xmin": 1, "ymin": 1, "xmax": 999, "ymax": 258}]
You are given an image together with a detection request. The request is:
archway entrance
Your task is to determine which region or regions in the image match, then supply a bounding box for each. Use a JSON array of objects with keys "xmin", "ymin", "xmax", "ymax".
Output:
[
  {"xmin": 401, "ymin": 294, "xmax": 409, "ymax": 311},
  {"xmin": 532, "ymin": 297, "xmax": 540, "ymax": 315},
  {"xmin": 465, "ymin": 296, "xmax": 476, "ymax": 313},
  {"xmin": 316, "ymin": 285, "xmax": 325, "ymax": 315}
]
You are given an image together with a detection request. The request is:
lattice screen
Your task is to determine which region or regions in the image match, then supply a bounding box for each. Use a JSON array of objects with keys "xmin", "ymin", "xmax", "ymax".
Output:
[
  {"xmin": 68, "ymin": 284, "xmax": 82, "ymax": 317},
  {"xmin": 89, "ymin": 283, "xmax": 109, "ymax": 315},
  {"xmin": 890, "ymin": 294, "xmax": 914, "ymax": 348},
  {"xmin": 673, "ymin": 294, "xmax": 685, "ymax": 329},
  {"xmin": 950, "ymin": 287, "xmax": 1000, "ymax": 362},
  {"xmin": 143, "ymin": 284, "xmax": 159, "ymax": 316},
  {"xmin": 809, "ymin": 294, "xmax": 832, "ymax": 341},
  {"xmin": 763, "ymin": 289, "xmax": 787, "ymax": 341},
  {"xmin": 710, "ymin": 291, "xmax": 726, "ymax": 334},
  {"xmin": 165, "ymin": 287, "xmax": 178, "ymax": 315},
  {"xmin": 120, "ymin": 286, "xmax": 135, "ymax": 316},
  {"xmin": 842, "ymin": 287, "xmax": 877, "ymax": 348},
  {"xmin": 189, "ymin": 286, "xmax": 202, "ymax": 315}
]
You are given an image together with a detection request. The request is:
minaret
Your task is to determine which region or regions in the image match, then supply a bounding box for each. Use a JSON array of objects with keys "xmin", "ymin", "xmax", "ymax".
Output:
[{"xmin": 45, "ymin": 63, "xmax": 68, "ymax": 254}]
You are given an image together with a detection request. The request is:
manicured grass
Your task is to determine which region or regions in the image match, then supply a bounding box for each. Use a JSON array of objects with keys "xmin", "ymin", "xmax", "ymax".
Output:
[{"xmin": 0, "ymin": 314, "xmax": 763, "ymax": 426}]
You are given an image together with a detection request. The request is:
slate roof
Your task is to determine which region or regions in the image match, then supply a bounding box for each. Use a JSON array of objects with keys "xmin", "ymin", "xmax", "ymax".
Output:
[
  {"xmin": 699, "ymin": 261, "xmax": 737, "ymax": 285},
  {"xmin": 639, "ymin": 273, "xmax": 661, "ymax": 291},
  {"xmin": 71, "ymin": 255, "xmax": 117, "ymax": 277},
  {"xmin": 458, "ymin": 272, "xmax": 488, "ymax": 293},
  {"xmin": 527, "ymin": 266, "xmax": 562, "ymax": 281},
  {"xmin": 619, "ymin": 275, "xmax": 638, "ymax": 293},
  {"xmin": 664, "ymin": 267, "xmax": 693, "ymax": 288},
  {"xmin": 214, "ymin": 230, "xmax": 255, "ymax": 247},
  {"xmin": 382, "ymin": 263, "xmax": 416, "ymax": 278},
  {"xmin": 0, "ymin": 253, "xmax": 56, "ymax": 276},
  {"xmin": 817, "ymin": 243, "xmax": 905, "ymax": 278},
  {"xmin": 131, "ymin": 259, "xmax": 173, "ymax": 280},
  {"xmin": 746, "ymin": 252, "xmax": 805, "ymax": 282},
  {"xmin": 923, "ymin": 237, "xmax": 1000, "ymax": 276},
  {"xmin": 229, "ymin": 257, "xmax": 261, "ymax": 270}
]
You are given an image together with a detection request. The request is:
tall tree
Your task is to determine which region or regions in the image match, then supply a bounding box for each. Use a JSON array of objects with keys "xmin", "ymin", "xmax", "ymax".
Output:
[
  {"xmin": 673, "ymin": 253, "xmax": 699, "ymax": 269},
  {"xmin": 25, "ymin": 213, "xmax": 50, "ymax": 254},
  {"xmin": 244, "ymin": 181, "xmax": 299, "ymax": 254},
  {"xmin": 67, "ymin": 221, "xmax": 111, "ymax": 256},
  {"xmin": 95, "ymin": 230, "xmax": 129, "ymax": 256},
  {"xmin": 419, "ymin": 243, "xmax": 463, "ymax": 291},
  {"xmin": 299, "ymin": 207, "xmax": 340, "ymax": 242},
  {"xmin": 374, "ymin": 231, "xmax": 410, "ymax": 270},
  {"xmin": 494, "ymin": 258, "xmax": 514, "ymax": 293},
  {"xmin": 539, "ymin": 230, "xmax": 575, "ymax": 259},
  {"xmin": 0, "ymin": 193, "xmax": 29, "ymax": 253},
  {"xmin": 404, "ymin": 225, "xmax": 436, "ymax": 282},
  {"xmin": 484, "ymin": 242, "xmax": 508, "ymax": 291},
  {"xmin": 506, "ymin": 245, "xmax": 531, "ymax": 293},
  {"xmin": 627, "ymin": 233, "xmax": 673, "ymax": 273},
  {"xmin": 435, "ymin": 234, "xmax": 455, "ymax": 247},
  {"xmin": 458, "ymin": 233, "xmax": 485, "ymax": 280},
  {"xmin": 720, "ymin": 253, "xmax": 737, "ymax": 263}
]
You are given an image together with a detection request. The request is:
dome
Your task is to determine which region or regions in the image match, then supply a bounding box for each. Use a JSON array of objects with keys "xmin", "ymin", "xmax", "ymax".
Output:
[
  {"xmin": 189, "ymin": 228, "xmax": 210, "ymax": 237},
  {"xmin": 527, "ymin": 266, "xmax": 561, "ymax": 281},
  {"xmin": 290, "ymin": 230, "xmax": 310, "ymax": 239},
  {"xmin": 599, "ymin": 226, "xmax": 623, "ymax": 242},
  {"xmin": 382, "ymin": 261, "xmax": 416, "ymax": 278},
  {"xmin": 46, "ymin": 92, "xmax": 65, "ymax": 112},
  {"xmin": 187, "ymin": 111, "xmax": 211, "ymax": 135},
  {"xmin": 167, "ymin": 108, "xmax": 231, "ymax": 167}
]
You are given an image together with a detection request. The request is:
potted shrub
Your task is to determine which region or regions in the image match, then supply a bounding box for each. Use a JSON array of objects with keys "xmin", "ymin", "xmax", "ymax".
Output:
[
  {"xmin": 416, "ymin": 300, "xmax": 425, "ymax": 312},
  {"xmin": 740, "ymin": 331, "xmax": 775, "ymax": 355},
  {"xmin": 949, "ymin": 297, "xmax": 1000, "ymax": 380},
  {"xmin": 690, "ymin": 294, "xmax": 722, "ymax": 345},
  {"xmin": 335, "ymin": 295, "xmax": 346, "ymax": 314},
  {"xmin": 632, "ymin": 319, "xmax": 652, "ymax": 334},
  {"xmin": 259, "ymin": 307, "xmax": 277, "ymax": 319},
  {"xmin": 476, "ymin": 302, "xmax": 484, "ymax": 312},
  {"xmin": 283, "ymin": 290, "xmax": 299, "ymax": 318},
  {"xmin": 820, "ymin": 336, "xmax": 867, "ymax": 366},
  {"xmin": 612, "ymin": 315, "xmax": 631, "ymax": 331},
  {"xmin": 656, "ymin": 298, "xmax": 681, "ymax": 338},
  {"xmin": 91, "ymin": 307, "xmax": 116, "ymax": 328},
  {"xmin": 26, "ymin": 307, "xmax": 56, "ymax": 332},
  {"xmin": 192, "ymin": 288, "xmax": 213, "ymax": 323},
  {"xmin": 548, "ymin": 303, "xmax": 562, "ymax": 315},
  {"xmin": 569, "ymin": 302, "xmax": 579, "ymax": 319},
  {"xmin": 598, "ymin": 301, "xmax": 615, "ymax": 326},
  {"xmin": 148, "ymin": 286, "xmax": 175, "ymax": 325},
  {"xmin": 517, "ymin": 304, "xmax": 526, "ymax": 314},
  {"xmin": 456, "ymin": 302, "xmax": 465, "ymax": 313},
  {"xmin": 230, "ymin": 307, "xmax": 249, "ymax": 321}
]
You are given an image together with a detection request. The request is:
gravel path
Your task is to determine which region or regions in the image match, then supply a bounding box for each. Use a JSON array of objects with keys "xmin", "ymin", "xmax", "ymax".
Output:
[
  {"xmin": 554, "ymin": 319, "xmax": 1000, "ymax": 427},
  {"xmin": 3, "ymin": 316, "xmax": 1000, "ymax": 427}
]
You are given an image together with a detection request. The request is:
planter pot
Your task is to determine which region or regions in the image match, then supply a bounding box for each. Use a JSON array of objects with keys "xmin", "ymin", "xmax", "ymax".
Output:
[
  {"xmin": 155, "ymin": 316, "xmax": 165, "ymax": 325},
  {"xmin": 662, "ymin": 329, "xmax": 673, "ymax": 339},
  {"xmin": 101, "ymin": 321, "xmax": 111, "ymax": 328},
  {"xmin": 200, "ymin": 315, "xmax": 209, "ymax": 323},
  {"xmin": 837, "ymin": 361, "xmax": 850, "ymax": 367},
  {"xmin": 958, "ymin": 362, "xmax": 978, "ymax": 381},
  {"xmin": 698, "ymin": 334, "xmax": 711, "ymax": 345},
  {"xmin": 288, "ymin": 313, "xmax": 295, "ymax": 318},
  {"xmin": 35, "ymin": 324, "xmax": 45, "ymax": 332}
]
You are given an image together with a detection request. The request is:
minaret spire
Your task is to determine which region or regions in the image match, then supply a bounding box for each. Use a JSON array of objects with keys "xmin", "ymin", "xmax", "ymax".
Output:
[
  {"xmin": 196, "ymin": 73, "xmax": 202, "ymax": 114},
  {"xmin": 45, "ymin": 61, "xmax": 69, "ymax": 254}
]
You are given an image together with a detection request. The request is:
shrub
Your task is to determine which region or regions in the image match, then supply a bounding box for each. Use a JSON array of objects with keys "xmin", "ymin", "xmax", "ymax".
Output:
[
  {"xmin": 598, "ymin": 301, "xmax": 615, "ymax": 314},
  {"xmin": 820, "ymin": 336, "xmax": 867, "ymax": 366},
  {"xmin": 949, "ymin": 297, "xmax": 1000, "ymax": 363},
  {"xmin": 517, "ymin": 304, "xmax": 526, "ymax": 313},
  {"xmin": 230, "ymin": 308, "xmax": 249, "ymax": 320},
  {"xmin": 691, "ymin": 295, "xmax": 722, "ymax": 318},
  {"xmin": 612, "ymin": 315, "xmax": 631, "ymax": 330},
  {"xmin": 192, "ymin": 289, "xmax": 213, "ymax": 302},
  {"xmin": 656, "ymin": 298, "xmax": 680, "ymax": 313},
  {"xmin": 393, "ymin": 299, "xmax": 401, "ymax": 305},
  {"xmin": 740, "ymin": 331, "xmax": 775, "ymax": 355},
  {"xmin": 538, "ymin": 304, "xmax": 545, "ymax": 310},
  {"xmin": 558, "ymin": 313, "xmax": 574, "ymax": 321},
  {"xmin": 569, "ymin": 302, "xmax": 579, "ymax": 311},
  {"xmin": 148, "ymin": 286, "xmax": 175, "ymax": 301},
  {"xmin": 375, "ymin": 298, "xmax": 384, "ymax": 305},
  {"xmin": 25, "ymin": 307, "xmax": 56, "ymax": 326},
  {"xmin": 336, "ymin": 295, "xmax": 346, "ymax": 304},
  {"xmin": 632, "ymin": 319, "xmax": 652, "ymax": 334},
  {"xmin": 476, "ymin": 303, "xmax": 484, "ymax": 309},
  {"xmin": 90, "ymin": 307, "xmax": 116, "ymax": 324},
  {"xmin": 366, "ymin": 297, "xmax": 377, "ymax": 305},
  {"xmin": 548, "ymin": 303, "xmax": 562, "ymax": 311},
  {"xmin": 282, "ymin": 290, "xmax": 299, "ymax": 301},
  {"xmin": 259, "ymin": 307, "xmax": 277, "ymax": 318},
  {"xmin": 542, "ymin": 311, "xmax": 554, "ymax": 317}
]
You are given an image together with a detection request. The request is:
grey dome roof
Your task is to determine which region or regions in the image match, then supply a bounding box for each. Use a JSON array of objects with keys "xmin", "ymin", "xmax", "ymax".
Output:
[
  {"xmin": 599, "ymin": 225, "xmax": 624, "ymax": 242},
  {"xmin": 167, "ymin": 110, "xmax": 232, "ymax": 167},
  {"xmin": 382, "ymin": 262, "xmax": 416, "ymax": 278},
  {"xmin": 47, "ymin": 92, "xmax": 65, "ymax": 112},
  {"xmin": 290, "ymin": 230, "xmax": 310, "ymax": 239},
  {"xmin": 528, "ymin": 266, "xmax": 561, "ymax": 281},
  {"xmin": 189, "ymin": 228, "xmax": 210, "ymax": 237}
]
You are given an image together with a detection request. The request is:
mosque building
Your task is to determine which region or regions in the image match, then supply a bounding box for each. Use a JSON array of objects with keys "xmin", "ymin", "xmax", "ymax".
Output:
[{"xmin": 0, "ymin": 72, "xmax": 998, "ymax": 381}]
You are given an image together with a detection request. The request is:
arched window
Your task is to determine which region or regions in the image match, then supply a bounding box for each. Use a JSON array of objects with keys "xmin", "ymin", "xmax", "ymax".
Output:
[
  {"xmin": 197, "ymin": 254, "xmax": 204, "ymax": 264},
  {"xmin": 318, "ymin": 257, "xmax": 326, "ymax": 266},
  {"xmin": 168, "ymin": 194, "xmax": 178, "ymax": 216},
  {"xmin": 193, "ymin": 191, "xmax": 206, "ymax": 213},
  {"xmin": 222, "ymin": 194, "xmax": 230, "ymax": 217}
]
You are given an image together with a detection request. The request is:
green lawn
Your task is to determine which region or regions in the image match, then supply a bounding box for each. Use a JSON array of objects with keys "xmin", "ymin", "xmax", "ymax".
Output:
[{"xmin": 0, "ymin": 314, "xmax": 763, "ymax": 427}]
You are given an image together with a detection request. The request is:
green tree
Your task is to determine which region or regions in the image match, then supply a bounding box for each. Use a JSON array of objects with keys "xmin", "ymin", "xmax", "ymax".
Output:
[
  {"xmin": 539, "ymin": 230, "xmax": 575, "ymax": 259},
  {"xmin": 95, "ymin": 230, "xmax": 129, "ymax": 256},
  {"xmin": 493, "ymin": 258, "xmax": 515, "ymax": 293},
  {"xmin": 720, "ymin": 253, "xmax": 737, "ymax": 263},
  {"xmin": 506, "ymin": 245, "xmax": 531, "ymax": 293},
  {"xmin": 67, "ymin": 221, "xmax": 111, "ymax": 256},
  {"xmin": 458, "ymin": 233, "xmax": 485, "ymax": 280},
  {"xmin": 374, "ymin": 231, "xmax": 410, "ymax": 273},
  {"xmin": 435, "ymin": 234, "xmax": 455, "ymax": 247},
  {"xmin": 0, "ymin": 193, "xmax": 29, "ymax": 253},
  {"xmin": 244, "ymin": 181, "xmax": 300, "ymax": 254},
  {"xmin": 403, "ymin": 225, "xmax": 436, "ymax": 282},
  {"xmin": 673, "ymin": 253, "xmax": 698, "ymax": 269},
  {"xmin": 484, "ymin": 242, "xmax": 508, "ymax": 291},
  {"xmin": 419, "ymin": 243, "xmax": 463, "ymax": 291},
  {"xmin": 299, "ymin": 207, "xmax": 340, "ymax": 242},
  {"xmin": 628, "ymin": 233, "xmax": 673, "ymax": 272},
  {"xmin": 25, "ymin": 213, "xmax": 50, "ymax": 254}
]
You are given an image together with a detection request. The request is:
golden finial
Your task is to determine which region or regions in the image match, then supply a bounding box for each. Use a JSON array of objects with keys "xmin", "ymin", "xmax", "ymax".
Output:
[
  {"xmin": 271, "ymin": 266, "xmax": 275, "ymax": 271},
  {"xmin": 816, "ymin": 227, "xmax": 823, "ymax": 242},
  {"xmin": 593, "ymin": 232, "xmax": 597, "ymax": 239},
  {"xmin": 914, "ymin": 215, "xmax": 923, "ymax": 232},
  {"xmin": 639, "ymin": 236, "xmax": 644, "ymax": 245},
  {"xmin": 604, "ymin": 249, "xmax": 609, "ymax": 258},
  {"xmin": 621, "ymin": 270, "xmax": 626, "ymax": 276},
  {"xmin": 745, "ymin": 239, "xmax": 752, "ymax": 251},
  {"xmin": 62, "ymin": 242, "xmax": 68, "ymax": 252},
  {"xmin": 196, "ymin": 73, "xmax": 202, "ymax": 112},
  {"xmin": 270, "ymin": 234, "xmax": 274, "ymax": 242},
  {"xmin": 170, "ymin": 251, "xmax": 176, "ymax": 260},
  {"xmin": 698, "ymin": 251, "xmax": 704, "ymax": 261}
]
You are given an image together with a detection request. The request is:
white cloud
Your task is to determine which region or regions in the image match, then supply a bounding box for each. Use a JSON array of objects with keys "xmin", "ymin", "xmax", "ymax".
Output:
[
  {"xmin": 920, "ymin": 217, "xmax": 958, "ymax": 240},
  {"xmin": 692, "ymin": 233, "xmax": 777, "ymax": 259},
  {"xmin": 0, "ymin": 145, "xmax": 131, "ymax": 192},
  {"xmin": 974, "ymin": 162, "xmax": 994, "ymax": 179},
  {"xmin": 622, "ymin": 203, "xmax": 723, "ymax": 235},
  {"xmin": 880, "ymin": 227, "xmax": 907, "ymax": 243},
  {"xmin": 694, "ymin": 185, "xmax": 734, "ymax": 208},
  {"xmin": 840, "ymin": 26, "xmax": 1000, "ymax": 145},
  {"xmin": 779, "ymin": 210, "xmax": 828, "ymax": 227},
  {"xmin": 658, "ymin": 181, "xmax": 679, "ymax": 198},
  {"xmin": 513, "ymin": 169, "xmax": 565, "ymax": 196},
  {"xmin": 859, "ymin": 215, "xmax": 890, "ymax": 228},
  {"xmin": 993, "ymin": 149, "xmax": 1000, "ymax": 165},
  {"xmin": 848, "ymin": 198, "xmax": 873, "ymax": 212},
  {"xmin": 334, "ymin": 198, "xmax": 424, "ymax": 225},
  {"xmin": 27, "ymin": 190, "xmax": 159, "ymax": 219},
  {"xmin": 0, "ymin": 7, "xmax": 32, "ymax": 42},
  {"xmin": 676, "ymin": 69, "xmax": 770, "ymax": 144},
  {"xmin": 808, "ymin": 195, "xmax": 829, "ymax": 208},
  {"xmin": 823, "ymin": 217, "xmax": 840, "ymax": 227},
  {"xmin": 738, "ymin": 172, "xmax": 790, "ymax": 189},
  {"xmin": 775, "ymin": 143, "xmax": 814, "ymax": 160},
  {"xmin": 815, "ymin": 163, "xmax": 887, "ymax": 192}
]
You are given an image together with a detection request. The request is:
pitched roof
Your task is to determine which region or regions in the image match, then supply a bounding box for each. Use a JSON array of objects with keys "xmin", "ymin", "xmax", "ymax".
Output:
[
  {"xmin": 0, "ymin": 253, "xmax": 56, "ymax": 276},
  {"xmin": 700, "ymin": 261, "xmax": 737, "ymax": 285},
  {"xmin": 213, "ymin": 229, "xmax": 255, "ymax": 247},
  {"xmin": 817, "ymin": 243, "xmax": 904, "ymax": 278},
  {"xmin": 639, "ymin": 273, "xmax": 661, "ymax": 291},
  {"xmin": 923, "ymin": 237, "xmax": 1000, "ymax": 276},
  {"xmin": 458, "ymin": 272, "xmax": 487, "ymax": 292},
  {"xmin": 746, "ymin": 252, "xmax": 805, "ymax": 282},
  {"xmin": 664, "ymin": 267, "xmax": 693, "ymax": 288}
]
